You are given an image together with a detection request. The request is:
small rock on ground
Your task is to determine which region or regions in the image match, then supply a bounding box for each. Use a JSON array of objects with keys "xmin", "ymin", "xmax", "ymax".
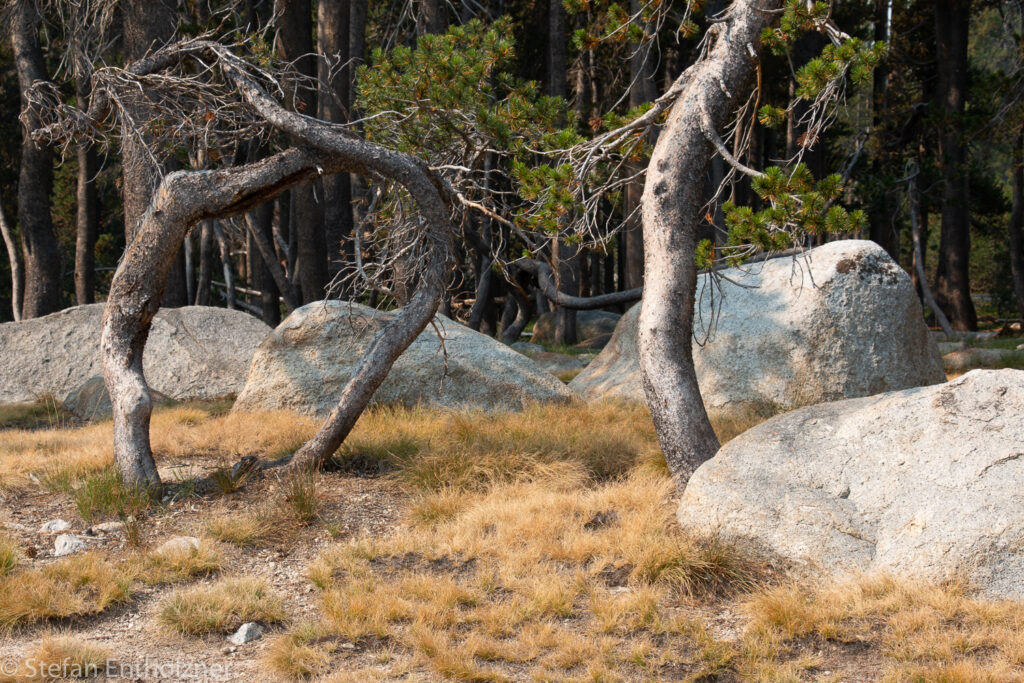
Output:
[
  {"xmin": 54, "ymin": 534, "xmax": 86, "ymax": 557},
  {"xmin": 228, "ymin": 622, "xmax": 264, "ymax": 645},
  {"xmin": 155, "ymin": 536, "xmax": 200, "ymax": 555},
  {"xmin": 39, "ymin": 519, "xmax": 70, "ymax": 533}
]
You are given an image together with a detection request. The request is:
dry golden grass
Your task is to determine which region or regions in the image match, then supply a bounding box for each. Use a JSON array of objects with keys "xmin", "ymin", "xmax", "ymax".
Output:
[
  {"xmin": 7, "ymin": 398, "xmax": 1024, "ymax": 680},
  {"xmin": 0, "ymin": 633, "xmax": 112, "ymax": 682},
  {"xmin": 157, "ymin": 575, "xmax": 287, "ymax": 636},
  {"xmin": 335, "ymin": 400, "xmax": 664, "ymax": 490},
  {"xmin": 0, "ymin": 553, "xmax": 136, "ymax": 631},
  {"xmin": 743, "ymin": 574, "xmax": 1024, "ymax": 681},
  {"xmin": 0, "ymin": 535, "xmax": 18, "ymax": 577},
  {"xmin": 0, "ymin": 404, "xmax": 316, "ymax": 491},
  {"xmin": 271, "ymin": 465, "xmax": 756, "ymax": 681},
  {"xmin": 204, "ymin": 507, "xmax": 284, "ymax": 547},
  {"xmin": 142, "ymin": 538, "xmax": 223, "ymax": 584}
]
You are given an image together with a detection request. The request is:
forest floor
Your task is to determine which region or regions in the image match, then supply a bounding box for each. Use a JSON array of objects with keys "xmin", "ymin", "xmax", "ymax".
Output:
[{"xmin": 1, "ymin": 399, "xmax": 1023, "ymax": 682}]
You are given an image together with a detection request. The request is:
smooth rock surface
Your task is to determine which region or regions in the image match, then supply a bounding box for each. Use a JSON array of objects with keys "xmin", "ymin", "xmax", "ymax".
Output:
[
  {"xmin": 234, "ymin": 302, "xmax": 574, "ymax": 416},
  {"xmin": 678, "ymin": 369, "xmax": 1024, "ymax": 600},
  {"xmin": 39, "ymin": 519, "xmax": 70, "ymax": 533},
  {"xmin": 0, "ymin": 305, "xmax": 270, "ymax": 404},
  {"xmin": 570, "ymin": 241, "xmax": 945, "ymax": 412},
  {"xmin": 54, "ymin": 534, "xmax": 85, "ymax": 557},
  {"xmin": 229, "ymin": 622, "xmax": 264, "ymax": 645},
  {"xmin": 155, "ymin": 536, "xmax": 200, "ymax": 556},
  {"xmin": 531, "ymin": 310, "xmax": 620, "ymax": 345},
  {"xmin": 62, "ymin": 375, "xmax": 172, "ymax": 421}
]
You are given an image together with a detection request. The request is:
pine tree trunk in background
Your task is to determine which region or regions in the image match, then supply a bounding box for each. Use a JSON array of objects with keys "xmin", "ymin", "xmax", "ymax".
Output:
[
  {"xmin": 623, "ymin": 0, "xmax": 658, "ymax": 290},
  {"xmin": 276, "ymin": 0, "xmax": 328, "ymax": 304},
  {"xmin": 1009, "ymin": 129, "xmax": 1024, "ymax": 320},
  {"xmin": 74, "ymin": 69, "xmax": 99, "ymax": 306},
  {"xmin": 867, "ymin": 0, "xmax": 898, "ymax": 258},
  {"xmin": 196, "ymin": 222, "xmax": 214, "ymax": 305},
  {"xmin": 11, "ymin": 0, "xmax": 61, "ymax": 319},
  {"xmin": 553, "ymin": 240, "xmax": 579, "ymax": 344},
  {"xmin": 417, "ymin": 0, "xmax": 448, "ymax": 37},
  {"xmin": 123, "ymin": 0, "xmax": 188, "ymax": 307},
  {"xmin": 319, "ymin": 0, "xmax": 355, "ymax": 293},
  {"xmin": 250, "ymin": 201, "xmax": 282, "ymax": 326},
  {"xmin": 548, "ymin": 0, "xmax": 579, "ymax": 344},
  {"xmin": 75, "ymin": 143, "xmax": 99, "ymax": 305},
  {"xmin": 932, "ymin": 0, "xmax": 976, "ymax": 331}
]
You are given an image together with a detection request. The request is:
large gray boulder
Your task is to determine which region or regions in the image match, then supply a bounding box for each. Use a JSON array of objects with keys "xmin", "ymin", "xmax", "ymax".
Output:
[
  {"xmin": 0, "ymin": 305, "xmax": 270, "ymax": 404},
  {"xmin": 678, "ymin": 369, "xmax": 1024, "ymax": 600},
  {"xmin": 531, "ymin": 309, "xmax": 620, "ymax": 346},
  {"xmin": 62, "ymin": 375, "xmax": 172, "ymax": 421},
  {"xmin": 233, "ymin": 301, "xmax": 574, "ymax": 415},
  {"xmin": 570, "ymin": 240, "xmax": 945, "ymax": 414}
]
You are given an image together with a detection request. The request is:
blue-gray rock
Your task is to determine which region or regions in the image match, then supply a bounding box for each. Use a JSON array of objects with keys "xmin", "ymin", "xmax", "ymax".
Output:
[
  {"xmin": 54, "ymin": 534, "xmax": 85, "ymax": 557},
  {"xmin": 228, "ymin": 622, "xmax": 264, "ymax": 645},
  {"xmin": 0, "ymin": 305, "xmax": 270, "ymax": 404},
  {"xmin": 570, "ymin": 240, "xmax": 945, "ymax": 414},
  {"xmin": 678, "ymin": 369, "xmax": 1024, "ymax": 601},
  {"xmin": 234, "ymin": 302, "xmax": 574, "ymax": 415}
]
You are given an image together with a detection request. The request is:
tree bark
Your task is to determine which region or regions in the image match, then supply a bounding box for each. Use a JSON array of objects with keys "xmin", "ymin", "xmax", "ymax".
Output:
[
  {"xmin": 932, "ymin": 0, "xmax": 977, "ymax": 330},
  {"xmin": 196, "ymin": 222, "xmax": 214, "ymax": 305},
  {"xmin": 624, "ymin": 0, "xmax": 658, "ymax": 290},
  {"xmin": 0, "ymin": 193, "xmax": 22, "ymax": 321},
  {"xmin": 98, "ymin": 44, "xmax": 455, "ymax": 486},
  {"xmin": 416, "ymin": 0, "xmax": 448, "ymax": 37},
  {"xmin": 122, "ymin": 0, "xmax": 189, "ymax": 307},
  {"xmin": 11, "ymin": 0, "xmax": 61, "ymax": 319},
  {"xmin": 1009, "ymin": 129, "xmax": 1024, "ymax": 319},
  {"xmin": 553, "ymin": 240, "xmax": 580, "ymax": 344},
  {"xmin": 74, "ymin": 75, "xmax": 100, "ymax": 306},
  {"xmin": 547, "ymin": 0, "xmax": 579, "ymax": 344},
  {"xmin": 910, "ymin": 171, "xmax": 954, "ymax": 336},
  {"xmin": 276, "ymin": 0, "xmax": 328, "ymax": 303},
  {"xmin": 318, "ymin": 0, "xmax": 355, "ymax": 290},
  {"xmin": 867, "ymin": 0, "xmax": 898, "ymax": 258},
  {"xmin": 121, "ymin": 0, "xmax": 175, "ymax": 243},
  {"xmin": 639, "ymin": 0, "xmax": 780, "ymax": 486}
]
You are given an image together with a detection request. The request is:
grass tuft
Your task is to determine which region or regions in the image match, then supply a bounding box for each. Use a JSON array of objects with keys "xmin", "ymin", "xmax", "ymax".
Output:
[
  {"xmin": 158, "ymin": 576, "xmax": 286, "ymax": 636},
  {"xmin": 71, "ymin": 468, "xmax": 154, "ymax": 523},
  {"xmin": 11, "ymin": 634, "xmax": 112, "ymax": 680},
  {"xmin": 0, "ymin": 554, "xmax": 136, "ymax": 631},
  {"xmin": 0, "ymin": 536, "xmax": 19, "ymax": 577},
  {"xmin": 143, "ymin": 539, "xmax": 223, "ymax": 584}
]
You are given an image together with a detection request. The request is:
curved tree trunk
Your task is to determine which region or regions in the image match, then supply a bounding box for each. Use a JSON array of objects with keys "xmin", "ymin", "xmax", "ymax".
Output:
[
  {"xmin": 639, "ymin": 0, "xmax": 780, "ymax": 486},
  {"xmin": 99, "ymin": 44, "xmax": 455, "ymax": 488}
]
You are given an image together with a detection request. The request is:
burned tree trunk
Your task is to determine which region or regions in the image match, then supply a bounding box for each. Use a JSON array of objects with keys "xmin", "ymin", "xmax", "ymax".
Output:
[{"xmin": 639, "ymin": 0, "xmax": 780, "ymax": 486}]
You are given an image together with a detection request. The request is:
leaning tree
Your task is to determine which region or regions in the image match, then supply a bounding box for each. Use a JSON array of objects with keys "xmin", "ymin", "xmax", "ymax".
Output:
[
  {"xmin": 532, "ymin": 0, "xmax": 879, "ymax": 484},
  {"xmin": 30, "ymin": 0, "xmax": 876, "ymax": 491},
  {"xmin": 31, "ymin": 38, "xmax": 459, "ymax": 488}
]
